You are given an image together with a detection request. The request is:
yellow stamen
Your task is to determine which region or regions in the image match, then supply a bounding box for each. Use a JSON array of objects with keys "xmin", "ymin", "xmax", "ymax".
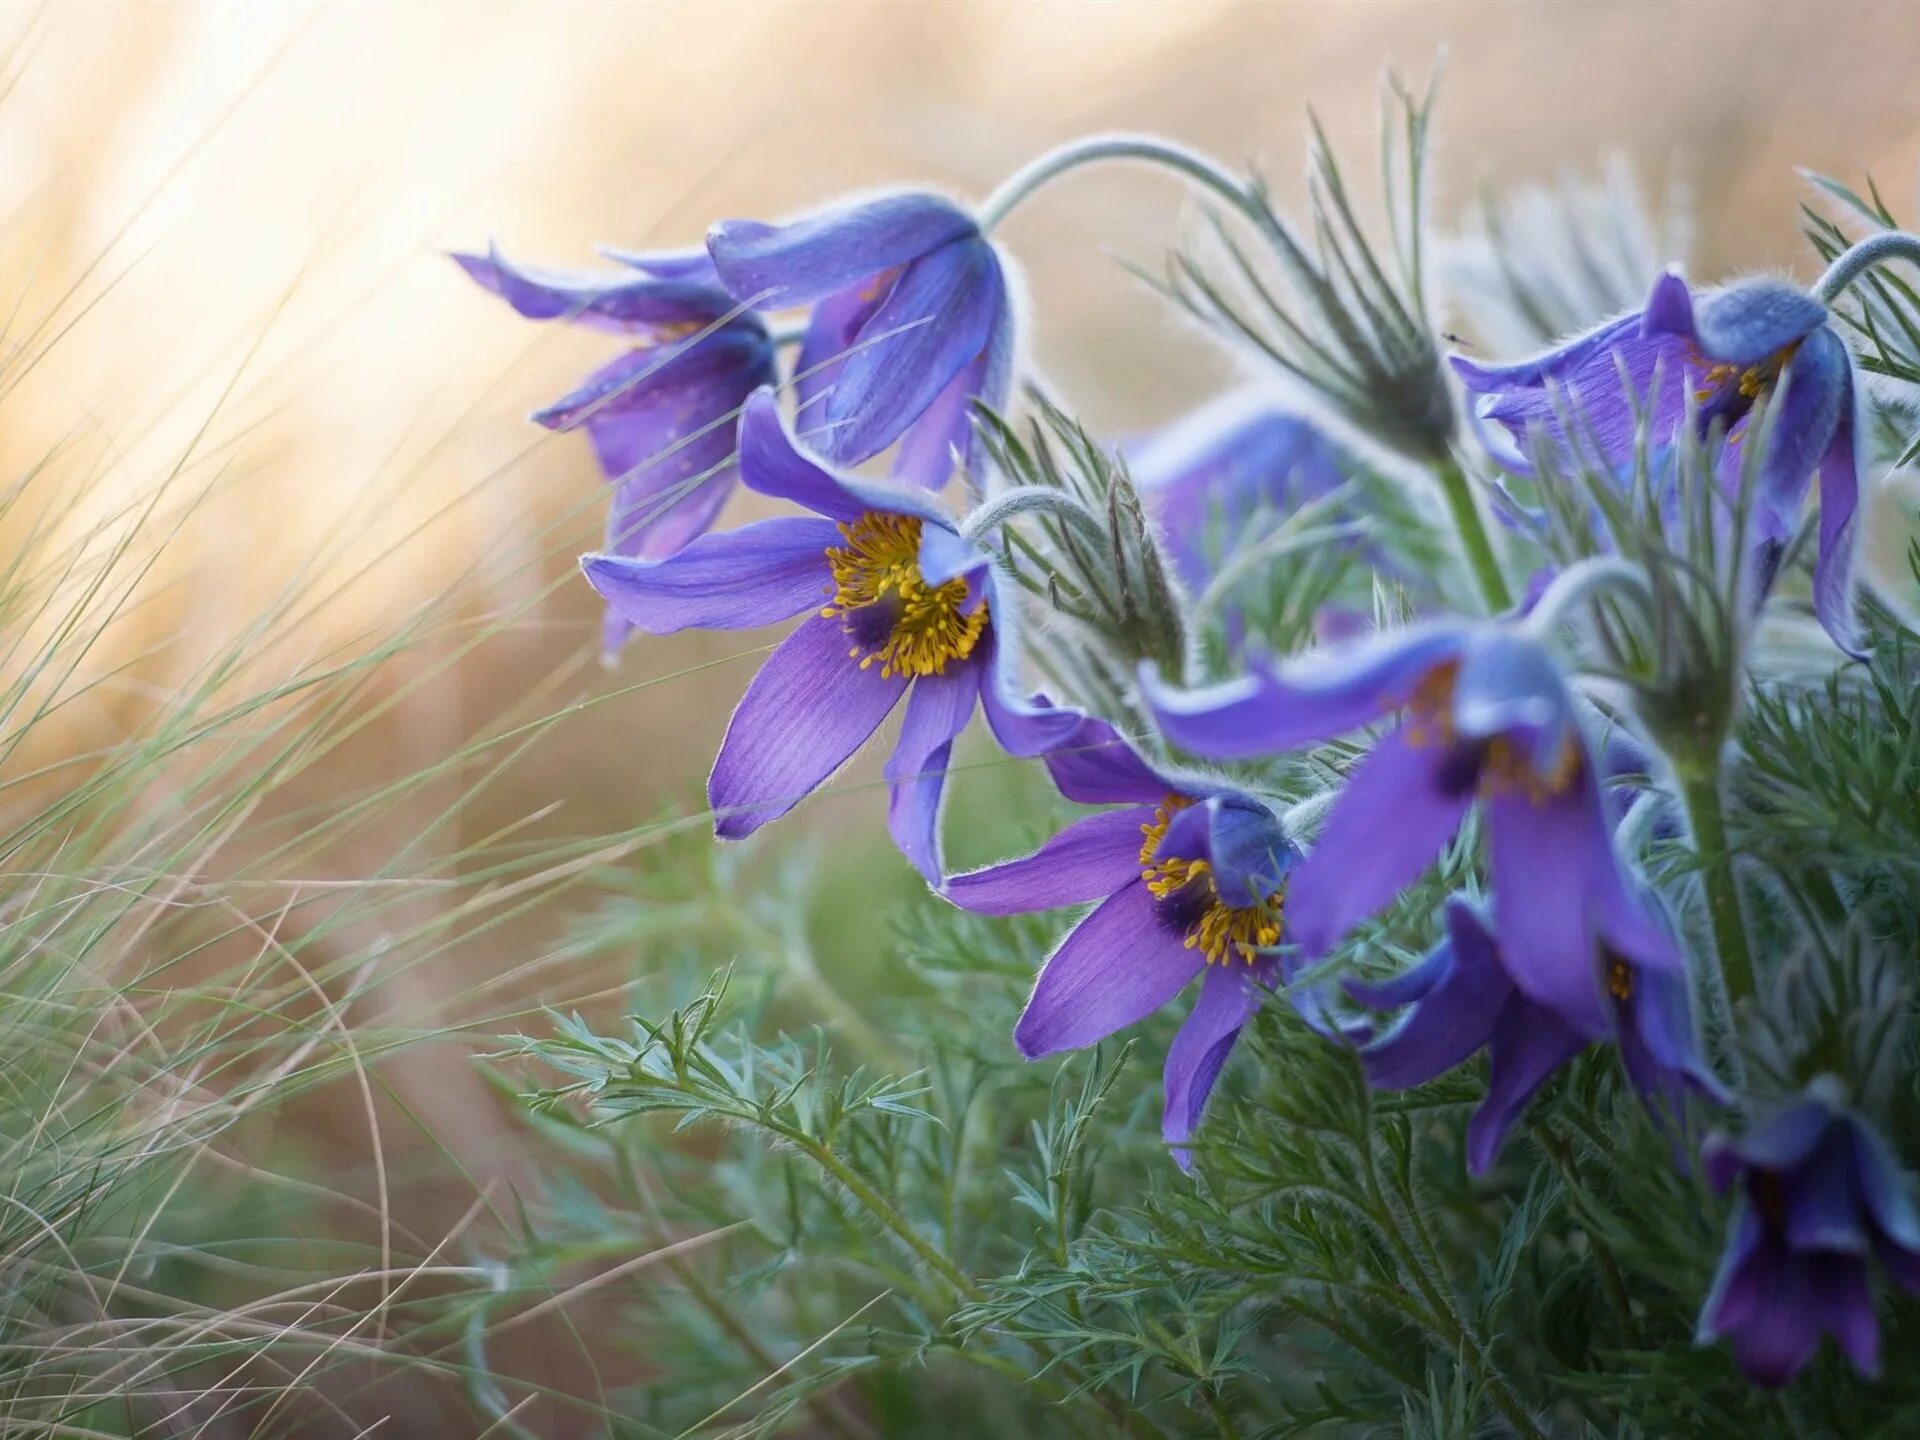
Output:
[
  {"xmin": 1606, "ymin": 957, "xmax": 1635, "ymax": 1003},
  {"xmin": 821, "ymin": 512, "xmax": 987, "ymax": 679},
  {"xmin": 1402, "ymin": 660, "xmax": 1580, "ymax": 803},
  {"xmin": 1137, "ymin": 796, "xmax": 1285, "ymax": 966},
  {"xmin": 1691, "ymin": 340, "xmax": 1801, "ymax": 406}
]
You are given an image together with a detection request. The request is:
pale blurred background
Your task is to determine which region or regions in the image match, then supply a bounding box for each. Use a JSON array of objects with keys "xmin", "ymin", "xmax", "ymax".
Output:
[{"xmin": 8, "ymin": 0, "xmax": 1920, "ymax": 1430}]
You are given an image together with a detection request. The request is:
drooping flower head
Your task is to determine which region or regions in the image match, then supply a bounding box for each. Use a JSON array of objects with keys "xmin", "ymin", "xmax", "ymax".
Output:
[
  {"xmin": 943, "ymin": 717, "xmax": 1299, "ymax": 1166},
  {"xmin": 580, "ymin": 388, "xmax": 1074, "ymax": 884},
  {"xmin": 1698, "ymin": 1087, "xmax": 1920, "ymax": 1387},
  {"xmin": 1347, "ymin": 895, "xmax": 1716, "ymax": 1173},
  {"xmin": 455, "ymin": 244, "xmax": 777, "ymax": 656},
  {"xmin": 1127, "ymin": 392, "xmax": 1355, "ymax": 589},
  {"xmin": 708, "ymin": 194, "xmax": 1013, "ymax": 491},
  {"xmin": 1452, "ymin": 272, "xmax": 1863, "ymax": 651},
  {"xmin": 1146, "ymin": 622, "xmax": 1679, "ymax": 1035}
]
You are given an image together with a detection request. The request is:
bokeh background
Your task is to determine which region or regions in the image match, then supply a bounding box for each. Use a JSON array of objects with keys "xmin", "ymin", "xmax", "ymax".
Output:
[{"xmin": 10, "ymin": 0, "xmax": 1920, "ymax": 1430}]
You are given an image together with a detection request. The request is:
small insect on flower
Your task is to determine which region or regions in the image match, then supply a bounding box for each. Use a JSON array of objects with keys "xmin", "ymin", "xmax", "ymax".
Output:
[
  {"xmin": 1451, "ymin": 271, "xmax": 1864, "ymax": 653},
  {"xmin": 455, "ymin": 244, "xmax": 777, "ymax": 657},
  {"xmin": 1127, "ymin": 390, "xmax": 1357, "ymax": 590},
  {"xmin": 942, "ymin": 717, "xmax": 1299, "ymax": 1167},
  {"xmin": 1698, "ymin": 1087, "xmax": 1920, "ymax": 1387},
  {"xmin": 707, "ymin": 193, "xmax": 1014, "ymax": 491},
  {"xmin": 1145, "ymin": 622, "xmax": 1678, "ymax": 1037},
  {"xmin": 1347, "ymin": 896, "xmax": 1716, "ymax": 1174},
  {"xmin": 579, "ymin": 388, "xmax": 1075, "ymax": 884}
]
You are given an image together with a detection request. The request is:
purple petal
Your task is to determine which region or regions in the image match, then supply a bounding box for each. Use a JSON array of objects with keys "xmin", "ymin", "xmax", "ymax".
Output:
[
  {"xmin": 1142, "ymin": 623, "xmax": 1471, "ymax": 759},
  {"xmin": 1783, "ymin": 1128, "xmax": 1870, "ymax": 1255},
  {"xmin": 1852, "ymin": 1119, "xmax": 1920, "ymax": 1259},
  {"xmin": 737, "ymin": 388, "xmax": 948, "ymax": 525},
  {"xmin": 1484, "ymin": 775, "xmax": 1622, "ymax": 1038},
  {"xmin": 891, "ymin": 341, "xmax": 990, "ymax": 491},
  {"xmin": 1725, "ymin": 1248, "xmax": 1825, "ymax": 1387},
  {"xmin": 1014, "ymin": 880, "xmax": 1204, "ymax": 1058},
  {"xmin": 1163, "ymin": 962, "xmax": 1261, "ymax": 1166},
  {"xmin": 1686, "ymin": 278, "xmax": 1830, "ymax": 367},
  {"xmin": 1287, "ymin": 726, "xmax": 1472, "ymax": 957},
  {"xmin": 1700, "ymin": 1202, "xmax": 1769, "ymax": 1338},
  {"xmin": 1618, "ymin": 961, "xmax": 1723, "ymax": 1109},
  {"xmin": 943, "ymin": 807, "xmax": 1154, "ymax": 916},
  {"xmin": 1814, "ymin": 367, "xmax": 1866, "ymax": 657},
  {"xmin": 820, "ymin": 240, "xmax": 1001, "ymax": 467},
  {"xmin": 532, "ymin": 328, "xmax": 771, "ymax": 434},
  {"xmin": 598, "ymin": 454, "xmax": 739, "ymax": 656},
  {"xmin": 581, "ymin": 517, "xmax": 836, "ymax": 635},
  {"xmin": 1043, "ymin": 715, "xmax": 1172, "ymax": 806},
  {"xmin": 455, "ymin": 246, "xmax": 738, "ymax": 336},
  {"xmin": 794, "ymin": 283, "xmax": 888, "ymax": 418},
  {"xmin": 976, "ymin": 621, "xmax": 1085, "ymax": 759},
  {"xmin": 1354, "ymin": 902, "xmax": 1512, "ymax": 1090},
  {"xmin": 707, "ymin": 193, "xmax": 978, "ymax": 309},
  {"xmin": 883, "ymin": 663, "xmax": 983, "ymax": 885},
  {"xmin": 707, "ymin": 613, "xmax": 907, "ymax": 839},
  {"xmin": 596, "ymin": 244, "xmax": 721, "ymax": 284},
  {"xmin": 1747, "ymin": 325, "xmax": 1848, "ymax": 527},
  {"xmin": 1451, "ymin": 310, "xmax": 1645, "ymax": 391},
  {"xmin": 1203, "ymin": 795, "xmax": 1297, "ymax": 908},
  {"xmin": 1811, "ymin": 1255, "xmax": 1881, "ymax": 1377},
  {"xmin": 1134, "ymin": 396, "xmax": 1353, "ymax": 587},
  {"xmin": 1639, "ymin": 271, "xmax": 1696, "ymax": 339},
  {"xmin": 1449, "ymin": 630, "xmax": 1579, "ymax": 773},
  {"xmin": 1712, "ymin": 1100, "xmax": 1836, "ymax": 1187},
  {"xmin": 1467, "ymin": 1000, "xmax": 1586, "ymax": 1173},
  {"xmin": 890, "ymin": 266, "xmax": 1014, "ymax": 491}
]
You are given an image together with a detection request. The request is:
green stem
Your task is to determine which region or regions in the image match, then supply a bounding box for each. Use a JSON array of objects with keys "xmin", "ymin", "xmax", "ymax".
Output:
[
  {"xmin": 1361, "ymin": 1149, "xmax": 1545, "ymax": 1440},
  {"xmin": 1679, "ymin": 763, "xmax": 1754, "ymax": 1008},
  {"xmin": 1812, "ymin": 230, "xmax": 1920, "ymax": 303},
  {"xmin": 799, "ymin": 1137, "xmax": 982, "ymax": 1299},
  {"xmin": 1201, "ymin": 1387, "xmax": 1242, "ymax": 1440},
  {"xmin": 974, "ymin": 134, "xmax": 1259, "ymax": 235},
  {"xmin": 1436, "ymin": 461, "xmax": 1512, "ymax": 613}
]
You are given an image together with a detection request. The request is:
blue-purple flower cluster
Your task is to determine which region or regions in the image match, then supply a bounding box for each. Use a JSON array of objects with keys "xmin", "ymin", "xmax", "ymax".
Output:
[{"xmin": 461, "ymin": 150, "xmax": 1918, "ymax": 1390}]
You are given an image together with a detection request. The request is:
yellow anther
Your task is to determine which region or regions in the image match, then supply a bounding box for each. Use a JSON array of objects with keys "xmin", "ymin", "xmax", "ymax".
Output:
[
  {"xmin": 1137, "ymin": 796, "xmax": 1285, "ymax": 965},
  {"xmin": 821, "ymin": 512, "xmax": 987, "ymax": 679}
]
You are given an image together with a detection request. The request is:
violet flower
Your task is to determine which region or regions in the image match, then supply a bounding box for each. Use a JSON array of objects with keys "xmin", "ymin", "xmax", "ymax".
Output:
[
  {"xmin": 1145, "ymin": 623, "xmax": 1679, "ymax": 1036},
  {"xmin": 1128, "ymin": 392, "xmax": 1354, "ymax": 588},
  {"xmin": 1452, "ymin": 271, "xmax": 1864, "ymax": 651},
  {"xmin": 708, "ymin": 193, "xmax": 1012, "ymax": 490},
  {"xmin": 455, "ymin": 244, "xmax": 776, "ymax": 656},
  {"xmin": 943, "ymin": 718, "xmax": 1299, "ymax": 1167},
  {"xmin": 580, "ymin": 388, "xmax": 1074, "ymax": 884},
  {"xmin": 1698, "ymin": 1089, "xmax": 1920, "ymax": 1386},
  {"xmin": 1347, "ymin": 895, "xmax": 1715, "ymax": 1173}
]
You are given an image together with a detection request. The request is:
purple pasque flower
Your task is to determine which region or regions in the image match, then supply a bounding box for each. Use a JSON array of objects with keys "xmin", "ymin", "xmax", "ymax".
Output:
[
  {"xmin": 1452, "ymin": 271, "xmax": 1864, "ymax": 652},
  {"xmin": 1145, "ymin": 622, "xmax": 1680, "ymax": 1036},
  {"xmin": 1128, "ymin": 391, "xmax": 1355, "ymax": 589},
  {"xmin": 1346, "ymin": 895, "xmax": 1715, "ymax": 1174},
  {"xmin": 943, "ymin": 717, "xmax": 1298, "ymax": 1167},
  {"xmin": 455, "ymin": 244, "xmax": 777, "ymax": 656},
  {"xmin": 580, "ymin": 387, "xmax": 1075, "ymax": 884},
  {"xmin": 1698, "ymin": 1087, "xmax": 1920, "ymax": 1387},
  {"xmin": 707, "ymin": 193, "xmax": 1012, "ymax": 491}
]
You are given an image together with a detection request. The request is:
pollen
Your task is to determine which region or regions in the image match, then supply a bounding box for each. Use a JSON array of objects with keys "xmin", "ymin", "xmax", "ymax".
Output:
[
  {"xmin": 1137, "ymin": 796, "xmax": 1284, "ymax": 966},
  {"xmin": 1401, "ymin": 660, "xmax": 1461, "ymax": 749},
  {"xmin": 1606, "ymin": 957, "xmax": 1635, "ymax": 1002},
  {"xmin": 821, "ymin": 511, "xmax": 987, "ymax": 679},
  {"xmin": 1691, "ymin": 340, "xmax": 1801, "ymax": 406},
  {"xmin": 1481, "ymin": 733, "xmax": 1583, "ymax": 804}
]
